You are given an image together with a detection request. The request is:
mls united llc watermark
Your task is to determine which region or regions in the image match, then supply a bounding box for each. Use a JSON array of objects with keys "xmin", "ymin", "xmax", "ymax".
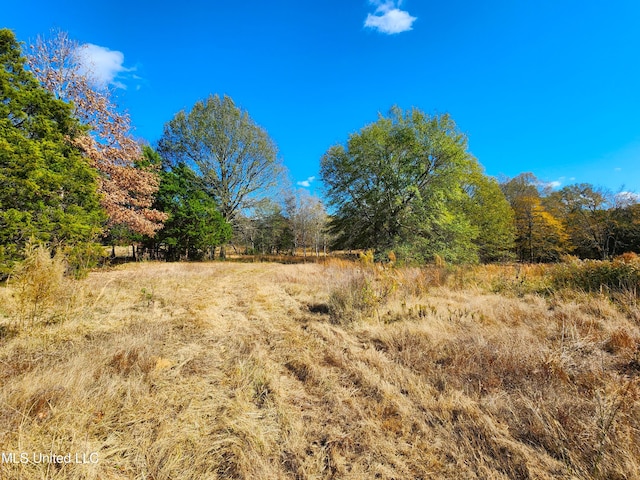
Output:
[{"xmin": 1, "ymin": 452, "xmax": 99, "ymax": 464}]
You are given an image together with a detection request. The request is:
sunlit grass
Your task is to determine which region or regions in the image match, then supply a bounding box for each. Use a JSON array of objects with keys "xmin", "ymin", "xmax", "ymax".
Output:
[{"xmin": 0, "ymin": 259, "xmax": 638, "ymax": 479}]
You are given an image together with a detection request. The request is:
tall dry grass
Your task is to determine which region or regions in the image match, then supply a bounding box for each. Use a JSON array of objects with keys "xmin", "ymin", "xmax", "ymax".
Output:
[{"xmin": 0, "ymin": 258, "xmax": 638, "ymax": 479}]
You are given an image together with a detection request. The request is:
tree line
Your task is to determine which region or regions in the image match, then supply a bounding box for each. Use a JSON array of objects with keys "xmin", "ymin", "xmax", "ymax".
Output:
[
  {"xmin": 321, "ymin": 108, "xmax": 640, "ymax": 263},
  {"xmin": 501, "ymin": 173, "xmax": 640, "ymax": 262},
  {"xmin": 1, "ymin": 28, "xmax": 639, "ymax": 276}
]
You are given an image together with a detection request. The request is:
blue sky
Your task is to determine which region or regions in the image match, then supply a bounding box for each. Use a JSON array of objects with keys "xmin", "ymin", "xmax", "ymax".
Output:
[{"xmin": 4, "ymin": 0, "xmax": 640, "ymax": 196}]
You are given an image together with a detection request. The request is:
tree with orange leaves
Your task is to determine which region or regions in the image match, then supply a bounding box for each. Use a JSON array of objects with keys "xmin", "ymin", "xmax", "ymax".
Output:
[{"xmin": 27, "ymin": 31, "xmax": 166, "ymax": 238}]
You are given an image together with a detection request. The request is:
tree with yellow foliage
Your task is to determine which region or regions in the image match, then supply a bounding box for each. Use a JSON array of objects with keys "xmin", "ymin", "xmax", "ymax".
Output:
[{"xmin": 501, "ymin": 173, "xmax": 569, "ymax": 262}]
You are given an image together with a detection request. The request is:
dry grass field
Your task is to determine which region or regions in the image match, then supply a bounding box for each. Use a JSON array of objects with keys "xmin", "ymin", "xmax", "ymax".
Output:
[{"xmin": 0, "ymin": 258, "xmax": 639, "ymax": 479}]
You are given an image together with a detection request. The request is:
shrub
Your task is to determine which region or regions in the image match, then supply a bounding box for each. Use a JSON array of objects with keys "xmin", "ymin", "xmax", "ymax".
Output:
[
  {"xmin": 328, "ymin": 269, "xmax": 378, "ymax": 325},
  {"xmin": 8, "ymin": 243, "xmax": 66, "ymax": 327},
  {"xmin": 64, "ymin": 242, "xmax": 106, "ymax": 279},
  {"xmin": 552, "ymin": 257, "xmax": 640, "ymax": 296},
  {"xmin": 359, "ymin": 249, "xmax": 374, "ymax": 265}
]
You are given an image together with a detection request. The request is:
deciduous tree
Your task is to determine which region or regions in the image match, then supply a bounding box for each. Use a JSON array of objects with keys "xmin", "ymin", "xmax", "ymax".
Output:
[
  {"xmin": 321, "ymin": 106, "xmax": 509, "ymax": 263},
  {"xmin": 463, "ymin": 173, "xmax": 515, "ymax": 262},
  {"xmin": 545, "ymin": 184, "xmax": 615, "ymax": 259},
  {"xmin": 251, "ymin": 200, "xmax": 294, "ymax": 255},
  {"xmin": 285, "ymin": 189, "xmax": 327, "ymax": 257},
  {"xmin": 611, "ymin": 201, "xmax": 640, "ymax": 254},
  {"xmin": 27, "ymin": 30, "xmax": 166, "ymax": 237},
  {"xmin": 501, "ymin": 173, "xmax": 568, "ymax": 262},
  {"xmin": 158, "ymin": 94, "xmax": 283, "ymax": 257}
]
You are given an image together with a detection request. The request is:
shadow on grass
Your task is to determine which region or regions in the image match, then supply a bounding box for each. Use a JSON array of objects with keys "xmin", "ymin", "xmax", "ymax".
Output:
[{"xmin": 0, "ymin": 323, "xmax": 18, "ymax": 340}]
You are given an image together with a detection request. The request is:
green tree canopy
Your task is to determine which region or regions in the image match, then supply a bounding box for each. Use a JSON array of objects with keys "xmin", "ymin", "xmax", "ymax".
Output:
[
  {"xmin": 0, "ymin": 29, "xmax": 104, "ymax": 276},
  {"xmin": 144, "ymin": 147, "xmax": 231, "ymax": 261},
  {"xmin": 320, "ymin": 106, "xmax": 512, "ymax": 263},
  {"xmin": 157, "ymin": 94, "xmax": 282, "ymax": 257},
  {"xmin": 463, "ymin": 172, "xmax": 515, "ymax": 262}
]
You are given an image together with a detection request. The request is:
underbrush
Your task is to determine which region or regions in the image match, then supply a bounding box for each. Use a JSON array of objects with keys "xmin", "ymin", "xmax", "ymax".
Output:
[
  {"xmin": 1, "ymin": 243, "xmax": 108, "ymax": 331},
  {"xmin": 5, "ymin": 244, "xmax": 71, "ymax": 328},
  {"xmin": 552, "ymin": 255, "xmax": 640, "ymax": 296},
  {"xmin": 325, "ymin": 261, "xmax": 451, "ymax": 325},
  {"xmin": 319, "ymin": 259, "xmax": 640, "ymax": 478},
  {"xmin": 324, "ymin": 256, "xmax": 640, "ymax": 311}
]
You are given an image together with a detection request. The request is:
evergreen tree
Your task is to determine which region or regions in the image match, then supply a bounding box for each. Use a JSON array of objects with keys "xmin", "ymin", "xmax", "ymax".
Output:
[
  {"xmin": 0, "ymin": 29, "xmax": 104, "ymax": 276},
  {"xmin": 145, "ymin": 148, "xmax": 231, "ymax": 261}
]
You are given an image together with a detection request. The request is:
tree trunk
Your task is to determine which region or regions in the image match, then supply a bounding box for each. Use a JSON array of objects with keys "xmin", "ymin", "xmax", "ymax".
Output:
[{"xmin": 219, "ymin": 244, "xmax": 226, "ymax": 259}]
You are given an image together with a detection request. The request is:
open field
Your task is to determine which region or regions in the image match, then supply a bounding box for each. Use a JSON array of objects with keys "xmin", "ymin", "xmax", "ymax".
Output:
[{"xmin": 0, "ymin": 260, "xmax": 639, "ymax": 479}]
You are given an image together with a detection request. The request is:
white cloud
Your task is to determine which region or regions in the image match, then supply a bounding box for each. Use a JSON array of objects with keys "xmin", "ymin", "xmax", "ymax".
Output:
[
  {"xmin": 535, "ymin": 178, "xmax": 563, "ymax": 189},
  {"xmin": 615, "ymin": 191, "xmax": 640, "ymax": 205},
  {"xmin": 365, "ymin": 0, "xmax": 417, "ymax": 35},
  {"xmin": 297, "ymin": 176, "xmax": 316, "ymax": 188},
  {"xmin": 75, "ymin": 43, "xmax": 134, "ymax": 89}
]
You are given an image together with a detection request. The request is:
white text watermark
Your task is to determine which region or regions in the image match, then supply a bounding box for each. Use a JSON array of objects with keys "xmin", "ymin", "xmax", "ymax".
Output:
[{"xmin": 1, "ymin": 452, "xmax": 99, "ymax": 465}]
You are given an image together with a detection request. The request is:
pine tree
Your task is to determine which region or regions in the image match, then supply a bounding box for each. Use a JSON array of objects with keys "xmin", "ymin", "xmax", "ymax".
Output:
[
  {"xmin": 143, "ymin": 148, "xmax": 231, "ymax": 261},
  {"xmin": 0, "ymin": 29, "xmax": 104, "ymax": 276}
]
